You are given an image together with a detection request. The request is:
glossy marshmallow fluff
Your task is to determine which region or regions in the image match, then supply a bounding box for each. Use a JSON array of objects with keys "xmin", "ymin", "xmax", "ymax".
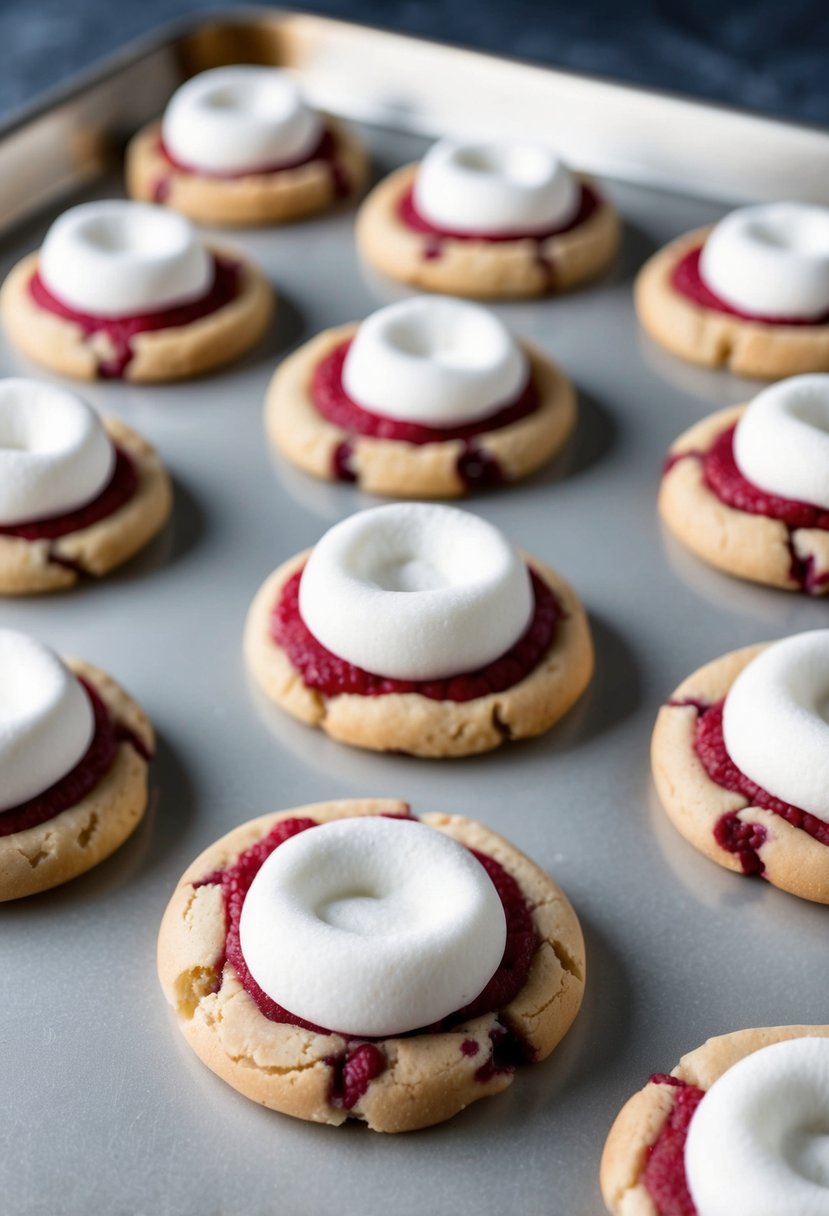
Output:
[
  {"xmin": 298, "ymin": 503, "xmax": 534, "ymax": 681},
  {"xmin": 722, "ymin": 631, "xmax": 829, "ymax": 824},
  {"xmin": 38, "ymin": 201, "xmax": 213, "ymax": 318},
  {"xmin": 699, "ymin": 203, "xmax": 829, "ymax": 320},
  {"xmin": 0, "ymin": 380, "xmax": 114, "ymax": 525},
  {"xmin": 0, "ymin": 630, "xmax": 94, "ymax": 812},
  {"xmin": 685, "ymin": 1037, "xmax": 829, "ymax": 1216},
  {"xmin": 162, "ymin": 66, "xmax": 323, "ymax": 175},
  {"xmin": 734, "ymin": 375, "xmax": 829, "ymax": 510},
  {"xmin": 239, "ymin": 816, "xmax": 508, "ymax": 1037},
  {"xmin": 342, "ymin": 297, "xmax": 528, "ymax": 426},
  {"xmin": 413, "ymin": 137, "xmax": 580, "ymax": 234}
]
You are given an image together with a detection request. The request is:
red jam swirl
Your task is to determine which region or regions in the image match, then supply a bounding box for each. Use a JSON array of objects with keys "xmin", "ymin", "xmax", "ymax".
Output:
[
  {"xmin": 399, "ymin": 181, "xmax": 601, "ymax": 244},
  {"xmin": 310, "ymin": 337, "xmax": 540, "ymax": 445},
  {"xmin": 196, "ymin": 814, "xmax": 536, "ymax": 1049},
  {"xmin": 671, "ymin": 245, "xmax": 829, "ymax": 327},
  {"xmin": 270, "ymin": 565, "xmax": 560, "ymax": 702},
  {"xmin": 0, "ymin": 680, "xmax": 150, "ymax": 837},
  {"xmin": 157, "ymin": 128, "xmax": 351, "ymax": 198},
  {"xmin": 642, "ymin": 1075, "xmax": 705, "ymax": 1216},
  {"xmin": 0, "ymin": 447, "xmax": 138, "ymax": 542},
  {"xmin": 29, "ymin": 254, "xmax": 241, "ymax": 379}
]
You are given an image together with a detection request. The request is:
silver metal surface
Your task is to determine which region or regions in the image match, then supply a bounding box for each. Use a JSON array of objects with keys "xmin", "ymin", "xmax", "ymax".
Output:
[{"xmin": 0, "ymin": 20, "xmax": 827, "ymax": 1216}]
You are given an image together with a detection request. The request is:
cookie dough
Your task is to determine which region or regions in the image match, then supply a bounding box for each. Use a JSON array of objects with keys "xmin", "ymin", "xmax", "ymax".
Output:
[
  {"xmin": 126, "ymin": 118, "xmax": 368, "ymax": 227},
  {"xmin": 636, "ymin": 228, "xmax": 829, "ymax": 379},
  {"xmin": 0, "ymin": 249, "xmax": 273, "ymax": 383},
  {"xmin": 265, "ymin": 323, "xmax": 576, "ymax": 497},
  {"xmin": 356, "ymin": 164, "xmax": 619, "ymax": 299},
  {"xmin": 659, "ymin": 405, "xmax": 829, "ymax": 594},
  {"xmin": 600, "ymin": 1024, "xmax": 829, "ymax": 1215},
  {"xmin": 0, "ymin": 416, "xmax": 173, "ymax": 595},
  {"xmin": 651, "ymin": 644, "xmax": 829, "ymax": 904},
  {"xmin": 244, "ymin": 551, "xmax": 594, "ymax": 757},
  {"xmin": 0, "ymin": 658, "xmax": 153, "ymax": 900},
  {"xmin": 157, "ymin": 798, "xmax": 586, "ymax": 1132}
]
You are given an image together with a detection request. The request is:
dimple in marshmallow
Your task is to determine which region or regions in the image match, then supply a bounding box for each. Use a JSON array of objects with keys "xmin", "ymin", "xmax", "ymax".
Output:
[
  {"xmin": 413, "ymin": 137, "xmax": 581, "ymax": 235},
  {"xmin": 722, "ymin": 630, "xmax": 829, "ymax": 824},
  {"xmin": 239, "ymin": 816, "xmax": 507, "ymax": 1037},
  {"xmin": 38, "ymin": 200, "xmax": 213, "ymax": 318},
  {"xmin": 161, "ymin": 66, "xmax": 323, "ymax": 176},
  {"xmin": 685, "ymin": 1037, "xmax": 829, "ymax": 1216},
  {"xmin": 0, "ymin": 629, "xmax": 93, "ymax": 812},
  {"xmin": 342, "ymin": 297, "xmax": 528, "ymax": 427},
  {"xmin": 734, "ymin": 375, "xmax": 829, "ymax": 510},
  {"xmin": 298, "ymin": 503, "xmax": 534, "ymax": 681},
  {"xmin": 0, "ymin": 380, "xmax": 114, "ymax": 525},
  {"xmin": 699, "ymin": 203, "xmax": 829, "ymax": 320}
]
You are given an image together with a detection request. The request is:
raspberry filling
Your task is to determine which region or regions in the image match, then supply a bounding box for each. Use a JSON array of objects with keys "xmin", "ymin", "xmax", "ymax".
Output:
[
  {"xmin": 664, "ymin": 424, "xmax": 829, "ymax": 594},
  {"xmin": 672, "ymin": 245, "xmax": 829, "ymax": 327},
  {"xmin": 0, "ymin": 447, "xmax": 137, "ymax": 543},
  {"xmin": 311, "ymin": 337, "xmax": 540, "ymax": 446},
  {"xmin": 642, "ymin": 1075, "xmax": 705, "ymax": 1216},
  {"xmin": 0, "ymin": 679, "xmax": 151, "ymax": 837},
  {"xmin": 271, "ymin": 565, "xmax": 560, "ymax": 702},
  {"xmin": 670, "ymin": 696, "xmax": 829, "ymax": 872},
  {"xmin": 29, "ymin": 254, "xmax": 241, "ymax": 379},
  {"xmin": 399, "ymin": 180, "xmax": 601, "ymax": 244},
  {"xmin": 196, "ymin": 813, "xmax": 537, "ymax": 1106},
  {"xmin": 156, "ymin": 127, "xmax": 351, "ymax": 198}
]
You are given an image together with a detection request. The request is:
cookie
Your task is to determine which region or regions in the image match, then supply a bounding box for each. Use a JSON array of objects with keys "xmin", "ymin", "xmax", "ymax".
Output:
[
  {"xmin": 244, "ymin": 504, "xmax": 594, "ymax": 758},
  {"xmin": 660, "ymin": 389, "xmax": 829, "ymax": 595},
  {"xmin": 0, "ymin": 638, "xmax": 153, "ymax": 900},
  {"xmin": 651, "ymin": 637, "xmax": 829, "ymax": 904},
  {"xmin": 265, "ymin": 306, "xmax": 576, "ymax": 498},
  {"xmin": 600, "ymin": 1025, "xmax": 829, "ymax": 1215},
  {"xmin": 0, "ymin": 201, "xmax": 273, "ymax": 382},
  {"xmin": 356, "ymin": 160, "xmax": 619, "ymax": 299},
  {"xmin": 157, "ymin": 798, "xmax": 586, "ymax": 1132},
  {"xmin": 636, "ymin": 216, "xmax": 829, "ymax": 379}
]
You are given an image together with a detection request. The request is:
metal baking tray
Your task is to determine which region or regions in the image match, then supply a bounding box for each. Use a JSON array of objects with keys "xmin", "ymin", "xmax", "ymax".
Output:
[{"xmin": 1, "ymin": 11, "xmax": 827, "ymax": 1216}]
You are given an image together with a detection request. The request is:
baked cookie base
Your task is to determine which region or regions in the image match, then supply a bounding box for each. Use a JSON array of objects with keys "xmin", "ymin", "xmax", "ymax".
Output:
[
  {"xmin": 126, "ymin": 118, "xmax": 369, "ymax": 227},
  {"xmin": 264, "ymin": 324, "xmax": 577, "ymax": 497},
  {"xmin": 600, "ymin": 1024, "xmax": 829, "ymax": 1215},
  {"xmin": 651, "ymin": 644, "xmax": 829, "ymax": 903},
  {"xmin": 244, "ymin": 552, "xmax": 594, "ymax": 757},
  {"xmin": 356, "ymin": 164, "xmax": 620, "ymax": 299},
  {"xmin": 0, "ymin": 417, "xmax": 173, "ymax": 596},
  {"xmin": 0, "ymin": 249, "xmax": 273, "ymax": 383},
  {"xmin": 157, "ymin": 798, "xmax": 586, "ymax": 1133},
  {"xmin": 659, "ymin": 404, "xmax": 829, "ymax": 594},
  {"xmin": 635, "ymin": 227, "xmax": 829, "ymax": 378},
  {"xmin": 0, "ymin": 659, "xmax": 153, "ymax": 900}
]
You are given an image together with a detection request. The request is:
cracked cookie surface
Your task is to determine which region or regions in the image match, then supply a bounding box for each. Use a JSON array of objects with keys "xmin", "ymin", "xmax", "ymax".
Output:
[
  {"xmin": 157, "ymin": 798, "xmax": 586, "ymax": 1132},
  {"xmin": 0, "ymin": 659, "xmax": 153, "ymax": 900},
  {"xmin": 636, "ymin": 227, "xmax": 829, "ymax": 378},
  {"xmin": 600, "ymin": 1024, "xmax": 829, "ymax": 1215},
  {"xmin": 244, "ymin": 552, "xmax": 593, "ymax": 757}
]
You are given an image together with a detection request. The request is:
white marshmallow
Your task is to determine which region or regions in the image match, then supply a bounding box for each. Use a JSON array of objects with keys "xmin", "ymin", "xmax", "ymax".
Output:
[
  {"xmin": 342, "ymin": 298, "xmax": 528, "ymax": 427},
  {"xmin": 239, "ymin": 816, "xmax": 507, "ymax": 1037},
  {"xmin": 298, "ymin": 503, "xmax": 533, "ymax": 680},
  {"xmin": 162, "ymin": 66, "xmax": 323, "ymax": 175},
  {"xmin": 699, "ymin": 203, "xmax": 829, "ymax": 320},
  {"xmin": 0, "ymin": 380, "xmax": 114, "ymax": 525},
  {"xmin": 685, "ymin": 1037, "xmax": 829, "ymax": 1216},
  {"xmin": 39, "ymin": 201, "xmax": 213, "ymax": 318},
  {"xmin": 723, "ymin": 630, "xmax": 829, "ymax": 823},
  {"xmin": 0, "ymin": 630, "xmax": 94, "ymax": 812},
  {"xmin": 734, "ymin": 375, "xmax": 829, "ymax": 510},
  {"xmin": 413, "ymin": 137, "xmax": 580, "ymax": 235}
]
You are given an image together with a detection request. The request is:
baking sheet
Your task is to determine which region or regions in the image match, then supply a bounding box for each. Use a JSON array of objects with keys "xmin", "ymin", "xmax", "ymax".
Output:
[{"xmin": 0, "ymin": 20, "xmax": 827, "ymax": 1216}]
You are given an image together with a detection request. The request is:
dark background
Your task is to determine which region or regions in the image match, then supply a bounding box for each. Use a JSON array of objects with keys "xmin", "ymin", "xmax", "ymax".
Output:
[{"xmin": 1, "ymin": 0, "xmax": 828, "ymax": 125}]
